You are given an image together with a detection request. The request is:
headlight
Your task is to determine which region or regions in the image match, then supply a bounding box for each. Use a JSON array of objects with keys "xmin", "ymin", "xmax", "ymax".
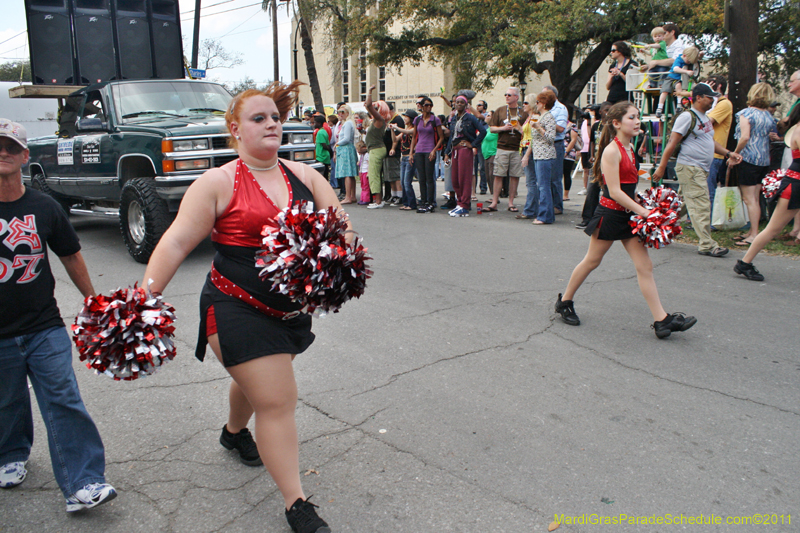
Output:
[
  {"xmin": 173, "ymin": 139, "xmax": 209, "ymax": 151},
  {"xmin": 293, "ymin": 150, "xmax": 315, "ymax": 161},
  {"xmin": 291, "ymin": 133, "xmax": 313, "ymax": 144},
  {"xmin": 175, "ymin": 159, "xmax": 210, "ymax": 170}
]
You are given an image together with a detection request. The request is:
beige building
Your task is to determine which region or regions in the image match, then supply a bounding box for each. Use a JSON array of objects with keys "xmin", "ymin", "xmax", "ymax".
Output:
[{"xmin": 292, "ymin": 20, "xmax": 642, "ymax": 118}]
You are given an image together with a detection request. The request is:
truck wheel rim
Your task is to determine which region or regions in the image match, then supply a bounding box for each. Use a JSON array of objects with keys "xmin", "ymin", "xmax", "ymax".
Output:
[{"xmin": 128, "ymin": 200, "xmax": 145, "ymax": 244}]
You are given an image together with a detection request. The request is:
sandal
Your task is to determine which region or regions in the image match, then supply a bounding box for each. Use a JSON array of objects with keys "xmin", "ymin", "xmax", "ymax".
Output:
[
  {"xmin": 399, "ymin": 205, "xmax": 413, "ymax": 210},
  {"xmin": 471, "ymin": 196, "xmax": 478, "ymax": 202},
  {"xmin": 484, "ymin": 205, "xmax": 498, "ymax": 212},
  {"xmin": 734, "ymin": 238, "xmax": 753, "ymax": 247},
  {"xmin": 507, "ymin": 206, "xmax": 519, "ymax": 212}
]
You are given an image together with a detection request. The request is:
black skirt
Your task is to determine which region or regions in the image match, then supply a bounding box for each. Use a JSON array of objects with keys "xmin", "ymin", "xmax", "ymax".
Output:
[
  {"xmin": 777, "ymin": 176, "xmax": 800, "ymax": 210},
  {"xmin": 584, "ymin": 183, "xmax": 637, "ymax": 241}
]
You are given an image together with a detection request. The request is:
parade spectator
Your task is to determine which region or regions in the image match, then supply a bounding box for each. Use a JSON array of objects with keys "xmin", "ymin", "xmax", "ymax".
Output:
[
  {"xmin": 486, "ymin": 87, "xmax": 527, "ymax": 212},
  {"xmin": 656, "ymin": 46, "xmax": 699, "ymax": 117},
  {"xmin": 606, "ymin": 41, "xmax": 638, "ymax": 104},
  {"xmin": 639, "ymin": 26, "xmax": 670, "ymax": 86},
  {"xmin": 313, "ymin": 115, "xmax": 331, "ymax": 181},
  {"xmin": 327, "ymin": 114, "xmax": 339, "ymax": 189},
  {"xmin": 545, "ymin": 85, "xmax": 569, "ymax": 214},
  {"xmin": 705, "ymin": 75, "xmax": 733, "ymax": 223},
  {"xmin": 518, "ymin": 98, "xmax": 539, "ymax": 220},
  {"xmin": 142, "ymin": 84, "xmax": 347, "ymax": 533},
  {"xmin": 440, "ymin": 113, "xmax": 457, "ymax": 211},
  {"xmin": 652, "ymin": 83, "xmax": 742, "ymax": 257},
  {"xmin": 474, "ymin": 101, "xmax": 489, "ymax": 195},
  {"xmin": 0, "ymin": 119, "xmax": 117, "ymax": 511},
  {"xmin": 646, "ymin": 23, "xmax": 685, "ymax": 71},
  {"xmin": 364, "ymin": 85, "xmax": 391, "ymax": 209},
  {"xmin": 731, "ymin": 82, "xmax": 779, "ymax": 246},
  {"xmin": 526, "ymin": 91, "xmax": 558, "ymax": 224},
  {"xmin": 335, "ymin": 105, "xmax": 358, "ymax": 203},
  {"xmin": 482, "ymin": 111, "xmax": 498, "ymax": 189},
  {"xmin": 577, "ymin": 102, "xmax": 611, "ymax": 229},
  {"xmin": 383, "ymin": 102, "xmax": 405, "ymax": 205},
  {"xmin": 409, "ymin": 97, "xmax": 444, "ymax": 212},
  {"xmin": 393, "ymin": 109, "xmax": 418, "ymax": 210},
  {"xmin": 736, "ymin": 103, "xmax": 800, "ymax": 280},
  {"xmin": 444, "ymin": 95, "xmax": 487, "ymax": 216},
  {"xmin": 578, "ymin": 107, "xmax": 592, "ymax": 195},
  {"xmin": 555, "ymin": 102, "xmax": 697, "ymax": 339},
  {"xmin": 563, "ymin": 119, "xmax": 579, "ymax": 201}
]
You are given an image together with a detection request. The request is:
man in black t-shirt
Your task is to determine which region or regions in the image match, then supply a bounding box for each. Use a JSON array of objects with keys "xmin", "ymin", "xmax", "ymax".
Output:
[
  {"xmin": 0, "ymin": 119, "xmax": 117, "ymax": 511},
  {"xmin": 383, "ymin": 102, "xmax": 406, "ymax": 204}
]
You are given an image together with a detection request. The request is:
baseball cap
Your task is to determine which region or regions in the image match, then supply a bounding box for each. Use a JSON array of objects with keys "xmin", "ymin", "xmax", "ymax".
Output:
[
  {"xmin": 0, "ymin": 119, "xmax": 27, "ymax": 149},
  {"xmin": 692, "ymin": 83, "xmax": 721, "ymax": 98},
  {"xmin": 402, "ymin": 109, "xmax": 418, "ymax": 120},
  {"xmin": 769, "ymin": 101, "xmax": 780, "ymax": 108}
]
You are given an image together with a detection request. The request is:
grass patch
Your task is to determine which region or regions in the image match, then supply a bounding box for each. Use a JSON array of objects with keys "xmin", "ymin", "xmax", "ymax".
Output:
[{"xmin": 676, "ymin": 222, "xmax": 800, "ymax": 257}]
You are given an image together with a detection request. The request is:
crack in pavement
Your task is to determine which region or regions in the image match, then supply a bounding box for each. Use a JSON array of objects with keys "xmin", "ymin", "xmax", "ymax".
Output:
[
  {"xmin": 349, "ymin": 322, "xmax": 556, "ymax": 398},
  {"xmin": 546, "ymin": 323, "xmax": 800, "ymax": 416}
]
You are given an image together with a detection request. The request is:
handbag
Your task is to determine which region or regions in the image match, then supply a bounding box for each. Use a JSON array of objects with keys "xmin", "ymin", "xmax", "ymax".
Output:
[{"xmin": 712, "ymin": 167, "xmax": 748, "ymax": 229}]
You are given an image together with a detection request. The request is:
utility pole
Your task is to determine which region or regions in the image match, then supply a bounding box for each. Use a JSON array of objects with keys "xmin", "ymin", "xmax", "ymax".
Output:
[
  {"xmin": 272, "ymin": 0, "xmax": 279, "ymax": 81},
  {"xmin": 727, "ymin": 0, "xmax": 759, "ymax": 114},
  {"xmin": 191, "ymin": 0, "xmax": 202, "ymax": 69}
]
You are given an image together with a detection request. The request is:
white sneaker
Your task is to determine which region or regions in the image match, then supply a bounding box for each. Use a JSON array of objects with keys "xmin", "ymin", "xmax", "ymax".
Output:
[
  {"xmin": 65, "ymin": 483, "xmax": 117, "ymax": 512},
  {"xmin": 0, "ymin": 461, "xmax": 27, "ymax": 488},
  {"xmin": 577, "ymin": 188, "xmax": 587, "ymax": 195},
  {"xmin": 366, "ymin": 202, "xmax": 385, "ymax": 209}
]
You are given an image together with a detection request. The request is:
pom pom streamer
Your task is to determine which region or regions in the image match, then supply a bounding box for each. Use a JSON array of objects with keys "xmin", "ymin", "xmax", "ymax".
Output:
[
  {"xmin": 72, "ymin": 285, "xmax": 176, "ymax": 380},
  {"xmin": 256, "ymin": 201, "xmax": 373, "ymax": 316},
  {"xmin": 762, "ymin": 169, "xmax": 785, "ymax": 200},
  {"xmin": 628, "ymin": 186, "xmax": 684, "ymax": 249}
]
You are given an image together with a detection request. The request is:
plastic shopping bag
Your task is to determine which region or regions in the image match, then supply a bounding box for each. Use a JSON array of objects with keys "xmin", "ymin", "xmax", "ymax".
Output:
[{"xmin": 712, "ymin": 186, "xmax": 748, "ymax": 230}]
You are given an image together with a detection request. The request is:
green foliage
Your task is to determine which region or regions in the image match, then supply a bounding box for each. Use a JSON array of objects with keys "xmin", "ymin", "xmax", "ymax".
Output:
[{"xmin": 0, "ymin": 61, "xmax": 31, "ymax": 83}]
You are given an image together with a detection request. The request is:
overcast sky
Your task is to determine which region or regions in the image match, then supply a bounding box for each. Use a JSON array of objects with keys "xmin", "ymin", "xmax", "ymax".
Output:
[{"xmin": 0, "ymin": 0, "xmax": 294, "ymax": 87}]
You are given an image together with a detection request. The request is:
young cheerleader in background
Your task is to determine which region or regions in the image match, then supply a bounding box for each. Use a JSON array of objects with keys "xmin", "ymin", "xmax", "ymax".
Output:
[{"xmin": 555, "ymin": 101, "xmax": 697, "ymax": 339}]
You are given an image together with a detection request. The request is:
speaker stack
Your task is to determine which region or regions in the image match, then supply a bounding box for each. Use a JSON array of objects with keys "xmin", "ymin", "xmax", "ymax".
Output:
[{"xmin": 24, "ymin": 0, "xmax": 184, "ymax": 85}]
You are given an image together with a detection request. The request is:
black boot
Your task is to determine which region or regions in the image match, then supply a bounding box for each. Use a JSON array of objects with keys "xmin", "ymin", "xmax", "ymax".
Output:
[{"xmin": 555, "ymin": 293, "xmax": 580, "ymax": 326}]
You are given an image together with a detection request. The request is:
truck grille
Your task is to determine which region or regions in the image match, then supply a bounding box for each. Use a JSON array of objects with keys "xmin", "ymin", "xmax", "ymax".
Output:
[
  {"xmin": 211, "ymin": 136, "xmax": 230, "ymax": 150},
  {"xmin": 213, "ymin": 154, "xmax": 238, "ymax": 167}
]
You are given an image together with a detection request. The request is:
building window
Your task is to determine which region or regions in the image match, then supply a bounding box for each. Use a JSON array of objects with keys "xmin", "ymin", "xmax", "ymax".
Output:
[
  {"xmin": 378, "ymin": 66, "xmax": 386, "ymax": 101},
  {"xmin": 342, "ymin": 55, "xmax": 349, "ymax": 103},
  {"xmin": 359, "ymin": 48, "xmax": 367, "ymax": 102},
  {"xmin": 586, "ymin": 72, "xmax": 597, "ymax": 105}
]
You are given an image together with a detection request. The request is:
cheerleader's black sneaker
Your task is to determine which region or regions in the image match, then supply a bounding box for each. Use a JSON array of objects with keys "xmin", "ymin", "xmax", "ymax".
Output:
[
  {"xmin": 555, "ymin": 293, "xmax": 580, "ymax": 326},
  {"xmin": 734, "ymin": 260, "xmax": 764, "ymax": 281},
  {"xmin": 65, "ymin": 483, "xmax": 117, "ymax": 512},
  {"xmin": 220, "ymin": 425, "xmax": 262, "ymax": 466},
  {"xmin": 285, "ymin": 497, "xmax": 332, "ymax": 533},
  {"xmin": 653, "ymin": 313, "xmax": 697, "ymax": 339}
]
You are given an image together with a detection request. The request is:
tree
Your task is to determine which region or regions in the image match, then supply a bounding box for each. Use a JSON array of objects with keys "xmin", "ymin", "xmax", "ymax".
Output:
[
  {"xmin": 0, "ymin": 61, "xmax": 31, "ymax": 83},
  {"xmin": 199, "ymin": 39, "xmax": 244, "ymax": 71},
  {"xmin": 262, "ymin": 0, "xmax": 281, "ymax": 82}
]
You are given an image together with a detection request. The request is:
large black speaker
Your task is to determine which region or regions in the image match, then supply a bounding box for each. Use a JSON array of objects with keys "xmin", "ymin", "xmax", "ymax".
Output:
[
  {"xmin": 149, "ymin": 0, "xmax": 183, "ymax": 79},
  {"xmin": 25, "ymin": 0, "xmax": 77, "ymax": 85},
  {"xmin": 72, "ymin": 0, "xmax": 118, "ymax": 84},
  {"xmin": 112, "ymin": 0, "xmax": 153, "ymax": 79}
]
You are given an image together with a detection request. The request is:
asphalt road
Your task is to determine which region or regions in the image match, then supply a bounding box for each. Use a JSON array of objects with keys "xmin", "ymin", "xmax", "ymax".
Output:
[{"xmin": 2, "ymin": 186, "xmax": 798, "ymax": 533}]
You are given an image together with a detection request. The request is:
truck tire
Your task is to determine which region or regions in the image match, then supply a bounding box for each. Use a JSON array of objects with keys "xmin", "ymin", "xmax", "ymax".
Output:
[
  {"xmin": 119, "ymin": 177, "xmax": 170, "ymax": 264},
  {"xmin": 30, "ymin": 173, "xmax": 73, "ymax": 215}
]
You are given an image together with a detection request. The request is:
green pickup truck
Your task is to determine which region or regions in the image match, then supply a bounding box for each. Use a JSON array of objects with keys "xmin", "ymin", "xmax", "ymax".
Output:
[{"xmin": 23, "ymin": 79, "xmax": 319, "ymax": 263}]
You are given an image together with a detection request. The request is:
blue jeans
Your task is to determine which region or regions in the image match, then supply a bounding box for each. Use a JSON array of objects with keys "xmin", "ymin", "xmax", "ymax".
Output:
[
  {"xmin": 474, "ymin": 148, "xmax": 488, "ymax": 193},
  {"xmin": 0, "ymin": 326, "xmax": 106, "ymax": 497},
  {"xmin": 400, "ymin": 155, "xmax": 417, "ymax": 208},
  {"xmin": 707, "ymin": 157, "xmax": 726, "ymax": 223},
  {"xmin": 522, "ymin": 149, "xmax": 538, "ymax": 218},
  {"xmin": 551, "ymin": 141, "xmax": 565, "ymax": 212},
  {"xmin": 536, "ymin": 158, "xmax": 556, "ymax": 223}
]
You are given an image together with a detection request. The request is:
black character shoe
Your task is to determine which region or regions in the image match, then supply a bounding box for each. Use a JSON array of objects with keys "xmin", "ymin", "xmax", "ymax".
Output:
[
  {"xmin": 285, "ymin": 497, "xmax": 332, "ymax": 533},
  {"xmin": 734, "ymin": 260, "xmax": 765, "ymax": 281},
  {"xmin": 219, "ymin": 425, "xmax": 262, "ymax": 466},
  {"xmin": 555, "ymin": 293, "xmax": 580, "ymax": 326},
  {"xmin": 653, "ymin": 312, "xmax": 697, "ymax": 339},
  {"xmin": 440, "ymin": 198, "xmax": 457, "ymax": 210}
]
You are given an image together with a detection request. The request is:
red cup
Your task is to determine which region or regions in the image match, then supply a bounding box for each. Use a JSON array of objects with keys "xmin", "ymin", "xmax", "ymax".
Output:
[{"xmin": 476, "ymin": 202, "xmax": 483, "ymax": 214}]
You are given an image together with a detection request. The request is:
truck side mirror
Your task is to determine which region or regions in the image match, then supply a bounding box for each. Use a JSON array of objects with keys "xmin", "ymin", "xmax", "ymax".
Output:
[{"xmin": 76, "ymin": 118, "xmax": 107, "ymax": 132}]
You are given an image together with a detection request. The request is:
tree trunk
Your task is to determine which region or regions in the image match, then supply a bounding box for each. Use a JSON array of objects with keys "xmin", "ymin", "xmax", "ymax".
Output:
[
  {"xmin": 727, "ymin": 0, "xmax": 759, "ymax": 114},
  {"xmin": 535, "ymin": 40, "xmax": 614, "ymax": 111},
  {"xmin": 272, "ymin": 0, "xmax": 279, "ymax": 82},
  {"xmin": 299, "ymin": 18, "xmax": 324, "ymax": 113}
]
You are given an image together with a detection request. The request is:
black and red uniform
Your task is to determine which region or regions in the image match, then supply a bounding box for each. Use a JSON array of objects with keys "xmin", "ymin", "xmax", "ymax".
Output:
[
  {"xmin": 584, "ymin": 137, "xmax": 639, "ymax": 241},
  {"xmin": 195, "ymin": 160, "xmax": 316, "ymax": 366},
  {"xmin": 777, "ymin": 149, "xmax": 800, "ymax": 210}
]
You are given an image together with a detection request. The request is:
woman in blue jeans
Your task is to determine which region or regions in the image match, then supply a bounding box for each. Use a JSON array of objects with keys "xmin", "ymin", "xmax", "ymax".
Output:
[
  {"xmin": 523, "ymin": 91, "xmax": 557, "ymax": 224},
  {"xmin": 392, "ymin": 110, "xmax": 418, "ymax": 210}
]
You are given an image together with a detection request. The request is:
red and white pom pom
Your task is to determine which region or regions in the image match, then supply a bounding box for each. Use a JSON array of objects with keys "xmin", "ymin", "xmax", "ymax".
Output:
[
  {"xmin": 762, "ymin": 169, "xmax": 785, "ymax": 200},
  {"xmin": 255, "ymin": 200, "xmax": 373, "ymax": 315},
  {"xmin": 628, "ymin": 186, "xmax": 684, "ymax": 249},
  {"xmin": 72, "ymin": 284, "xmax": 176, "ymax": 380}
]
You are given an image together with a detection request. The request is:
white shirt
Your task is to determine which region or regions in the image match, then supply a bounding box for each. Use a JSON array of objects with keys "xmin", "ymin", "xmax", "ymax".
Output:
[{"xmin": 666, "ymin": 39, "xmax": 685, "ymax": 59}]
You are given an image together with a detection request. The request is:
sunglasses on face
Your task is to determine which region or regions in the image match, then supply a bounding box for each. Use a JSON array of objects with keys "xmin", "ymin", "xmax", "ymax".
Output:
[
  {"xmin": 611, "ymin": 48, "xmax": 618, "ymax": 52},
  {"xmin": 0, "ymin": 141, "xmax": 24, "ymax": 155},
  {"xmin": 423, "ymin": 103, "xmax": 432, "ymax": 108},
  {"xmin": 504, "ymin": 93, "xmax": 516, "ymax": 97}
]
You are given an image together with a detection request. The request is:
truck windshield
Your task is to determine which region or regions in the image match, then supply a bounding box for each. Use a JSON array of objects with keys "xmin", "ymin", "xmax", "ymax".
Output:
[{"xmin": 112, "ymin": 81, "xmax": 232, "ymax": 123}]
